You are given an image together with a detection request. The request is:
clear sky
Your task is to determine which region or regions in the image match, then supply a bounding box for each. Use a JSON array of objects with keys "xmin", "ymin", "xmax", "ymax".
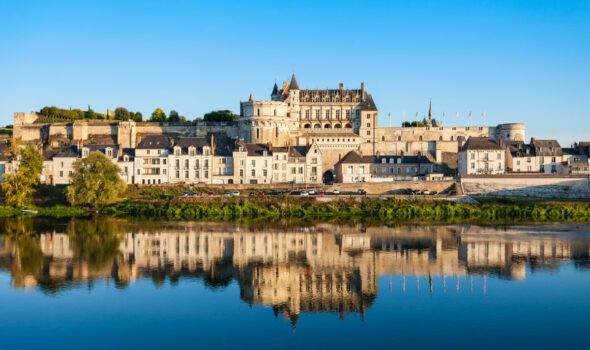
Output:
[{"xmin": 1, "ymin": 0, "xmax": 588, "ymax": 144}]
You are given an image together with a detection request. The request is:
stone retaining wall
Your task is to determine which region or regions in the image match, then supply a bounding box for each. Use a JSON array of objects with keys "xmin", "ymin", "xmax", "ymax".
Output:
[{"xmin": 461, "ymin": 175, "xmax": 590, "ymax": 198}]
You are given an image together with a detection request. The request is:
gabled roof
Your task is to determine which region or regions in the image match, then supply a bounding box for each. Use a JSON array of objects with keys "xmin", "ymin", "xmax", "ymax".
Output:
[
  {"xmin": 271, "ymin": 82, "xmax": 279, "ymax": 96},
  {"xmin": 83, "ymin": 144, "xmax": 119, "ymax": 157},
  {"xmin": 460, "ymin": 137, "xmax": 502, "ymax": 151},
  {"xmin": 530, "ymin": 139, "xmax": 562, "ymax": 156},
  {"xmin": 336, "ymin": 151, "xmax": 373, "ymax": 165},
  {"xmin": 137, "ymin": 135, "xmax": 172, "ymax": 149},
  {"xmin": 235, "ymin": 143, "xmax": 273, "ymax": 157}
]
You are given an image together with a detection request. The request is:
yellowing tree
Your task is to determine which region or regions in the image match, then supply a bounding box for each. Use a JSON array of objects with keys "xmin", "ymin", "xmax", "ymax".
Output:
[
  {"xmin": 67, "ymin": 151, "xmax": 127, "ymax": 208},
  {"xmin": 2, "ymin": 146, "xmax": 43, "ymax": 208}
]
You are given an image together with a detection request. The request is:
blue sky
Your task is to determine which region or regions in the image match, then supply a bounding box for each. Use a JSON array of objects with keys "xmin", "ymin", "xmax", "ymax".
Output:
[{"xmin": 1, "ymin": 0, "xmax": 588, "ymax": 144}]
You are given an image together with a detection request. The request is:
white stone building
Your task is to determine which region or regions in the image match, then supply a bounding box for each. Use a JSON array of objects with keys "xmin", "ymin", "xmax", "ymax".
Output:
[{"xmin": 458, "ymin": 137, "xmax": 505, "ymax": 176}]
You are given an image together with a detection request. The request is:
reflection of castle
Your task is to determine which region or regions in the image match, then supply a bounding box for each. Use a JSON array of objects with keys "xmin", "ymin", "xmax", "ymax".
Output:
[{"xmin": 1, "ymin": 223, "xmax": 589, "ymax": 322}]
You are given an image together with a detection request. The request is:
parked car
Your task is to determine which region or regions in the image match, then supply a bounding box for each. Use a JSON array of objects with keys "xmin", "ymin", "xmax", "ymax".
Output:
[
  {"xmin": 358, "ymin": 189, "xmax": 367, "ymax": 195},
  {"xmin": 308, "ymin": 190, "xmax": 316, "ymax": 195},
  {"xmin": 232, "ymin": 191, "xmax": 240, "ymax": 197},
  {"xmin": 207, "ymin": 192, "xmax": 216, "ymax": 197},
  {"xmin": 332, "ymin": 189, "xmax": 340, "ymax": 195},
  {"xmin": 317, "ymin": 191, "xmax": 326, "ymax": 196},
  {"xmin": 299, "ymin": 191, "xmax": 309, "ymax": 196}
]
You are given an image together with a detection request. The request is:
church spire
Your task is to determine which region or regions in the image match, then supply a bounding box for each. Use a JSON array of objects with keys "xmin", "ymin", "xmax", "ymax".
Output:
[
  {"xmin": 248, "ymin": 93, "xmax": 253, "ymax": 102},
  {"xmin": 428, "ymin": 99, "xmax": 432, "ymax": 120},
  {"xmin": 289, "ymin": 73, "xmax": 300, "ymax": 90},
  {"xmin": 271, "ymin": 82, "xmax": 279, "ymax": 96}
]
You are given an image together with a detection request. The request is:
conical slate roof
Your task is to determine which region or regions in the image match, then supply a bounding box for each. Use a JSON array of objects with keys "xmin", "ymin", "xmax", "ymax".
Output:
[{"xmin": 289, "ymin": 73, "xmax": 300, "ymax": 90}]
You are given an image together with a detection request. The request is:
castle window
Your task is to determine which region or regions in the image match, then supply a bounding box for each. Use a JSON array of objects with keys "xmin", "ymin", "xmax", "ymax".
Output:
[
  {"xmin": 305, "ymin": 110, "xmax": 311, "ymax": 119},
  {"xmin": 336, "ymin": 110, "xmax": 341, "ymax": 119},
  {"xmin": 326, "ymin": 110, "xmax": 331, "ymax": 119},
  {"xmin": 256, "ymin": 128, "xmax": 260, "ymax": 139},
  {"xmin": 381, "ymin": 136, "xmax": 385, "ymax": 141},
  {"xmin": 346, "ymin": 110, "xmax": 351, "ymax": 119},
  {"xmin": 257, "ymin": 109, "xmax": 260, "ymax": 116},
  {"xmin": 273, "ymin": 109, "xmax": 276, "ymax": 116},
  {"xmin": 315, "ymin": 110, "xmax": 321, "ymax": 119},
  {"xmin": 367, "ymin": 123, "xmax": 371, "ymax": 127}
]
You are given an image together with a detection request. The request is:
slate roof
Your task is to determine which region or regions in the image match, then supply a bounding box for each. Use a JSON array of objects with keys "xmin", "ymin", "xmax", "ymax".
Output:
[
  {"xmin": 372, "ymin": 155, "xmax": 432, "ymax": 164},
  {"xmin": 460, "ymin": 137, "xmax": 502, "ymax": 151},
  {"xmin": 336, "ymin": 151, "xmax": 373, "ymax": 165},
  {"xmin": 53, "ymin": 146, "xmax": 79, "ymax": 158},
  {"xmin": 137, "ymin": 135, "xmax": 172, "ymax": 149},
  {"xmin": 0, "ymin": 141, "xmax": 10, "ymax": 161},
  {"xmin": 83, "ymin": 144, "xmax": 120, "ymax": 157},
  {"xmin": 530, "ymin": 139, "xmax": 562, "ymax": 156}
]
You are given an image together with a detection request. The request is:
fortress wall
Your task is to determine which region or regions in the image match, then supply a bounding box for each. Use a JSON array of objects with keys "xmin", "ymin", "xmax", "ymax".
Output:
[{"xmin": 376, "ymin": 126, "xmax": 494, "ymax": 142}]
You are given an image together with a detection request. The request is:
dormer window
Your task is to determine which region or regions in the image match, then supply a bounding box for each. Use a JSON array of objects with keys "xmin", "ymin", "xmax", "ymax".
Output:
[
  {"xmin": 106, "ymin": 148, "xmax": 113, "ymax": 158},
  {"xmin": 189, "ymin": 147, "xmax": 195, "ymax": 156},
  {"xmin": 82, "ymin": 149, "xmax": 89, "ymax": 157},
  {"xmin": 123, "ymin": 155, "xmax": 129, "ymax": 162},
  {"xmin": 381, "ymin": 158, "xmax": 386, "ymax": 164},
  {"xmin": 174, "ymin": 147, "xmax": 181, "ymax": 156},
  {"xmin": 389, "ymin": 158, "xmax": 394, "ymax": 164}
]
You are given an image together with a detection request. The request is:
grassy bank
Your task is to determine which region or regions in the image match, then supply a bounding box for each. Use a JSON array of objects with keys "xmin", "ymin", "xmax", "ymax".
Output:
[
  {"xmin": 101, "ymin": 197, "xmax": 590, "ymax": 224},
  {"xmin": 2, "ymin": 186, "xmax": 590, "ymax": 224}
]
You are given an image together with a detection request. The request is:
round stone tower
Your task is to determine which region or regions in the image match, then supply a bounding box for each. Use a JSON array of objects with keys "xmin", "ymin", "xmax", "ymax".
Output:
[{"xmin": 496, "ymin": 123, "xmax": 526, "ymax": 142}]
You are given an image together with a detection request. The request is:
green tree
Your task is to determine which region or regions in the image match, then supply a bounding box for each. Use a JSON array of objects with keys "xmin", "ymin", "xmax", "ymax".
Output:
[
  {"xmin": 85, "ymin": 106, "xmax": 96, "ymax": 120},
  {"xmin": 132, "ymin": 112, "xmax": 143, "ymax": 122},
  {"xmin": 114, "ymin": 107, "xmax": 131, "ymax": 121},
  {"xmin": 202, "ymin": 110, "xmax": 239, "ymax": 122},
  {"xmin": 150, "ymin": 108, "xmax": 167, "ymax": 122},
  {"xmin": 67, "ymin": 151, "xmax": 127, "ymax": 208},
  {"xmin": 1, "ymin": 147, "xmax": 43, "ymax": 208}
]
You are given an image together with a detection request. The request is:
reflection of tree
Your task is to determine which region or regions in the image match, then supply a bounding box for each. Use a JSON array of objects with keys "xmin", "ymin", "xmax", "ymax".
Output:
[
  {"xmin": 1, "ymin": 217, "xmax": 43, "ymax": 288},
  {"xmin": 66, "ymin": 218, "xmax": 122, "ymax": 273}
]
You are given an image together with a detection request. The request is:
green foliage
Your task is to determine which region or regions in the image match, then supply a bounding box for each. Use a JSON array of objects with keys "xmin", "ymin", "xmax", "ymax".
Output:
[
  {"xmin": 37, "ymin": 106, "xmax": 107, "ymax": 123},
  {"xmin": 402, "ymin": 121, "xmax": 425, "ymax": 127},
  {"xmin": 67, "ymin": 152, "xmax": 127, "ymax": 208},
  {"xmin": 203, "ymin": 110, "xmax": 239, "ymax": 122},
  {"xmin": 168, "ymin": 110, "xmax": 186, "ymax": 123},
  {"xmin": 101, "ymin": 197, "xmax": 590, "ymax": 224},
  {"xmin": 114, "ymin": 107, "xmax": 131, "ymax": 121},
  {"xmin": 150, "ymin": 108, "xmax": 167, "ymax": 122},
  {"xmin": 2, "ymin": 146, "xmax": 43, "ymax": 208},
  {"xmin": 132, "ymin": 112, "xmax": 143, "ymax": 122}
]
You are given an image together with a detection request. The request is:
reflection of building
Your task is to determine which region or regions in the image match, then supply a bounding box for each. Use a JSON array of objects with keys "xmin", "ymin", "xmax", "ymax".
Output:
[{"xmin": 1, "ymin": 222, "xmax": 590, "ymax": 322}]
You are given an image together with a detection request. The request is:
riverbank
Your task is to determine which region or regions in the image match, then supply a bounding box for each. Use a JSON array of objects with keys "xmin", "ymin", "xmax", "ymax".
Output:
[{"xmin": 2, "ymin": 196, "xmax": 590, "ymax": 224}]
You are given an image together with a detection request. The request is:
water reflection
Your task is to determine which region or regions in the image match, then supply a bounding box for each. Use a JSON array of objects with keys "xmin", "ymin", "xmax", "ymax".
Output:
[{"xmin": 1, "ymin": 219, "xmax": 590, "ymax": 324}]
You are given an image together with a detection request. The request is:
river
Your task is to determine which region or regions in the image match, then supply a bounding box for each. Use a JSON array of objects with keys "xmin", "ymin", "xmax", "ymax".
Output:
[{"xmin": 1, "ymin": 218, "xmax": 589, "ymax": 349}]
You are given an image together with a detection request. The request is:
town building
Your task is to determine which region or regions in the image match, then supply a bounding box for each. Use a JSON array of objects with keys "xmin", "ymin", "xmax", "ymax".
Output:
[
  {"xmin": 335, "ymin": 151, "xmax": 436, "ymax": 183},
  {"xmin": 458, "ymin": 137, "xmax": 505, "ymax": 175},
  {"xmin": 505, "ymin": 138, "xmax": 567, "ymax": 174}
]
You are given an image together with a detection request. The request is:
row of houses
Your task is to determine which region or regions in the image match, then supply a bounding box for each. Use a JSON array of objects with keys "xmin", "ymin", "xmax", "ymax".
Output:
[
  {"xmin": 35, "ymin": 134, "xmax": 323, "ymax": 186},
  {"xmin": 458, "ymin": 137, "xmax": 590, "ymax": 176}
]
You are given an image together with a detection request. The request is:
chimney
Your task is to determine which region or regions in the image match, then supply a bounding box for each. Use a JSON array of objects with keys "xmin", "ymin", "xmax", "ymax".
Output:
[
  {"xmin": 499, "ymin": 136, "xmax": 504, "ymax": 148},
  {"xmin": 361, "ymin": 82, "xmax": 365, "ymax": 96},
  {"xmin": 339, "ymin": 82, "xmax": 344, "ymax": 93},
  {"xmin": 210, "ymin": 134, "xmax": 216, "ymax": 155}
]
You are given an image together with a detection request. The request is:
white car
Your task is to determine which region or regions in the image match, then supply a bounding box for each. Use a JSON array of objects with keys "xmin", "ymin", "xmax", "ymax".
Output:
[
  {"xmin": 333, "ymin": 189, "xmax": 340, "ymax": 195},
  {"xmin": 232, "ymin": 191, "xmax": 240, "ymax": 197},
  {"xmin": 307, "ymin": 190, "xmax": 316, "ymax": 195},
  {"xmin": 299, "ymin": 191, "xmax": 309, "ymax": 196}
]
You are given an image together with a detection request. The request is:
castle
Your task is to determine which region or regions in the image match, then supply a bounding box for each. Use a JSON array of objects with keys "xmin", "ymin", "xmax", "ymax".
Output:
[{"xmin": 11, "ymin": 74, "xmax": 527, "ymax": 184}]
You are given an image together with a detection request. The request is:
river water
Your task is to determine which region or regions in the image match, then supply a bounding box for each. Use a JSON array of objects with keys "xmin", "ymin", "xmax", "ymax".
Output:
[{"xmin": 1, "ymin": 218, "xmax": 589, "ymax": 349}]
